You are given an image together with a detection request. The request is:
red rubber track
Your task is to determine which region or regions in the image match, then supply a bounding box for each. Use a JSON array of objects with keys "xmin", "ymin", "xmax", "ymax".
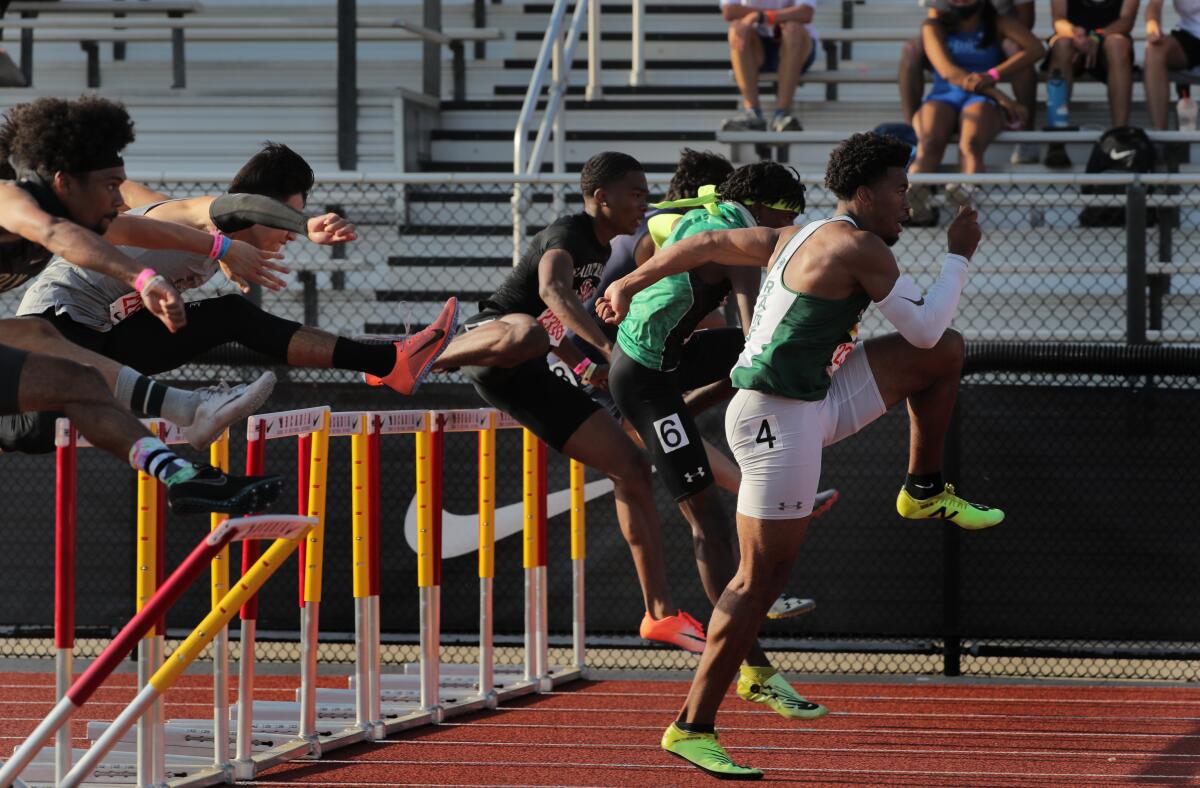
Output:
[{"xmin": 4, "ymin": 672, "xmax": 1200, "ymax": 785}]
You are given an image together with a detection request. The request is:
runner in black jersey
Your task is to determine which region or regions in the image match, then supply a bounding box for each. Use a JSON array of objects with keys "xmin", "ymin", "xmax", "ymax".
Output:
[
  {"xmin": 428, "ymin": 152, "xmax": 707, "ymax": 653},
  {"xmin": 0, "ymin": 96, "xmax": 283, "ymax": 515}
]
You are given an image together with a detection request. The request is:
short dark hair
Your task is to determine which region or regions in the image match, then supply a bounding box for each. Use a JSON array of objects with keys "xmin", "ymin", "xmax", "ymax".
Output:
[
  {"xmin": 229, "ymin": 142, "xmax": 315, "ymax": 203},
  {"xmin": 665, "ymin": 148, "xmax": 734, "ymax": 201},
  {"xmin": 719, "ymin": 161, "xmax": 806, "ymax": 213},
  {"xmin": 824, "ymin": 132, "xmax": 912, "ymax": 200},
  {"xmin": 580, "ymin": 151, "xmax": 643, "ymax": 196},
  {"xmin": 0, "ymin": 96, "xmax": 134, "ymax": 180}
]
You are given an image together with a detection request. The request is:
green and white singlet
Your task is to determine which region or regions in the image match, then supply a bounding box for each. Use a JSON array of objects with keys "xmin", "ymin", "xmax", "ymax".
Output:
[
  {"xmin": 615, "ymin": 202, "xmax": 752, "ymax": 371},
  {"xmin": 731, "ymin": 215, "xmax": 871, "ymax": 401}
]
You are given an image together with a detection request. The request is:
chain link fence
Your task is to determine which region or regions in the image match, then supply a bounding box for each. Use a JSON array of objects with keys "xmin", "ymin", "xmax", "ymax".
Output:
[{"xmin": 1, "ymin": 173, "xmax": 1198, "ymax": 679}]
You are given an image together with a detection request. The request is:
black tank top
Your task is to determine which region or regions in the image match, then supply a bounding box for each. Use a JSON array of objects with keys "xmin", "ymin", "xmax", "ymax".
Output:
[{"xmin": 0, "ymin": 179, "xmax": 73, "ymax": 293}]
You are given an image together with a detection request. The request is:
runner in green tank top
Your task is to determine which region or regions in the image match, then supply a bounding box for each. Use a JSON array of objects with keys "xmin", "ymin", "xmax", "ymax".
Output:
[
  {"xmin": 599, "ymin": 133, "xmax": 1005, "ymax": 780},
  {"xmin": 610, "ymin": 163, "xmax": 841, "ymax": 729}
]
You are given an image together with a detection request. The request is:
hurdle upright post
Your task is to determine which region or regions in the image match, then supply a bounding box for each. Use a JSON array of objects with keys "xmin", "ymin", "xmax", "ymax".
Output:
[
  {"xmin": 299, "ymin": 409, "xmax": 332, "ymax": 747},
  {"xmin": 135, "ymin": 420, "xmax": 165, "ymax": 787},
  {"xmin": 414, "ymin": 411, "xmax": 443, "ymax": 720},
  {"xmin": 233, "ymin": 416, "xmax": 266, "ymax": 779},
  {"xmin": 478, "ymin": 411, "xmax": 497, "ymax": 708},
  {"xmin": 570, "ymin": 458, "xmax": 587, "ymax": 673},
  {"xmin": 210, "ymin": 429, "xmax": 232, "ymax": 774},
  {"xmin": 54, "ymin": 419, "xmax": 77, "ymax": 785},
  {"xmin": 350, "ymin": 413, "xmax": 375, "ymax": 738},
  {"xmin": 522, "ymin": 430, "xmax": 549, "ymax": 687},
  {"xmin": 367, "ymin": 415, "xmax": 383, "ymax": 732}
]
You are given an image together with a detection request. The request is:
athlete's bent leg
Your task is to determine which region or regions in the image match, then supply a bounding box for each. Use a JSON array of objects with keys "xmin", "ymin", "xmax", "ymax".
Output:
[
  {"xmin": 562, "ymin": 410, "xmax": 676, "ymax": 620},
  {"xmin": 435, "ymin": 314, "xmax": 549, "ymax": 370}
]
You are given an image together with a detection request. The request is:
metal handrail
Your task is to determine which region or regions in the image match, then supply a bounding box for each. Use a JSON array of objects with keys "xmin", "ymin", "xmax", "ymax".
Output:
[
  {"xmin": 511, "ymin": 0, "xmax": 600, "ymax": 263},
  {"xmin": 630, "ymin": 0, "xmax": 645, "ymax": 86}
]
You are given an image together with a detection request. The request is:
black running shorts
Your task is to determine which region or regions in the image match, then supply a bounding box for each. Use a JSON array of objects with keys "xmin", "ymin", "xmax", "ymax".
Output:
[
  {"xmin": 608, "ymin": 328, "xmax": 744, "ymax": 501},
  {"xmin": 0, "ymin": 342, "xmax": 30, "ymax": 415},
  {"xmin": 460, "ymin": 312, "xmax": 601, "ymax": 452}
]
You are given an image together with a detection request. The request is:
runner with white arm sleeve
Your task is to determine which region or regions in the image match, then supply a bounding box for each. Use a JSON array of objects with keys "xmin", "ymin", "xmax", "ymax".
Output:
[{"xmin": 598, "ymin": 132, "xmax": 1004, "ymax": 780}]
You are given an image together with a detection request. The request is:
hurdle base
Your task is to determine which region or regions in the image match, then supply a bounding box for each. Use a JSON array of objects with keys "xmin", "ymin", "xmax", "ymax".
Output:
[
  {"xmin": 22, "ymin": 746, "xmax": 214, "ymax": 785},
  {"xmin": 168, "ymin": 762, "xmax": 232, "ymax": 788},
  {"xmin": 235, "ymin": 736, "xmax": 314, "ymax": 779}
]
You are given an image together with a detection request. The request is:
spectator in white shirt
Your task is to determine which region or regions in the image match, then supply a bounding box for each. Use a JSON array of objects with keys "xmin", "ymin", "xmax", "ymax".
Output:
[
  {"xmin": 1143, "ymin": 0, "xmax": 1200, "ymax": 128},
  {"xmin": 719, "ymin": 0, "xmax": 819, "ymax": 132},
  {"xmin": 898, "ymin": 0, "xmax": 1038, "ymax": 163}
]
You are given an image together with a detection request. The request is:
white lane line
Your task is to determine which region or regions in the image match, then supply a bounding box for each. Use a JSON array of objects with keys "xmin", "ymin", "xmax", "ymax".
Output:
[
  {"xmin": 441, "ymin": 720, "xmax": 1200, "ymax": 741},
  {"xmin": 473, "ymin": 704, "xmax": 1200, "ymax": 724},
  {"xmin": 262, "ymin": 757, "xmax": 1200, "ymax": 780},
  {"xmin": 546, "ymin": 690, "xmax": 1200, "ymax": 707},
  {"xmin": 374, "ymin": 738, "xmax": 1200, "ymax": 760}
]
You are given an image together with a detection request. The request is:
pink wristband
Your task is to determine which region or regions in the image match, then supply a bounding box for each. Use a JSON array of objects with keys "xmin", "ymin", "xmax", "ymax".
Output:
[
  {"xmin": 573, "ymin": 358, "xmax": 596, "ymax": 376},
  {"xmin": 987, "ymin": 67, "xmax": 1001, "ymax": 81},
  {"xmin": 134, "ymin": 268, "xmax": 158, "ymax": 293},
  {"xmin": 208, "ymin": 229, "xmax": 225, "ymax": 259}
]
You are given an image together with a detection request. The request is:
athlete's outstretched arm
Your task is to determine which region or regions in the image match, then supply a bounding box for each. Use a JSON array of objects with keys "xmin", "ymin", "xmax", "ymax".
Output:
[
  {"xmin": 119, "ymin": 180, "xmax": 171, "ymax": 210},
  {"xmin": 0, "ymin": 182, "xmax": 186, "ymax": 331},
  {"xmin": 537, "ymin": 249, "xmax": 615, "ymax": 357},
  {"xmin": 107, "ymin": 213, "xmax": 290, "ymax": 291},
  {"xmin": 597, "ymin": 226, "xmax": 781, "ymax": 324}
]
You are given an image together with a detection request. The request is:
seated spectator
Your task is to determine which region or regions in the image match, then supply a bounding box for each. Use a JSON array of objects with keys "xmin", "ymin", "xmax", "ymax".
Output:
[
  {"xmin": 898, "ymin": 0, "xmax": 1039, "ymax": 163},
  {"xmin": 719, "ymin": 0, "xmax": 819, "ymax": 132},
  {"xmin": 1043, "ymin": 0, "xmax": 1140, "ymax": 166},
  {"xmin": 1143, "ymin": 0, "xmax": 1200, "ymax": 129},
  {"xmin": 907, "ymin": 0, "xmax": 1043, "ymax": 223}
]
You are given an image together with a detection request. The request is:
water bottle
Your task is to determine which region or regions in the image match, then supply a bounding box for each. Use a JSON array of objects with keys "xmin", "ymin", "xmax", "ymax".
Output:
[
  {"xmin": 1178, "ymin": 86, "xmax": 1198, "ymax": 131},
  {"xmin": 1047, "ymin": 69, "xmax": 1069, "ymax": 129}
]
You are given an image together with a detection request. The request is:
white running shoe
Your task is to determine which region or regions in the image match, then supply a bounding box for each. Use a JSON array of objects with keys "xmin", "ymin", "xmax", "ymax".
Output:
[
  {"xmin": 767, "ymin": 595, "xmax": 816, "ymax": 620},
  {"xmin": 182, "ymin": 371, "xmax": 277, "ymax": 450}
]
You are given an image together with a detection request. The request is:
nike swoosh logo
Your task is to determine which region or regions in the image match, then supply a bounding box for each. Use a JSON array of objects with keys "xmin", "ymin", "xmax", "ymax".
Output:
[
  {"xmin": 410, "ymin": 329, "xmax": 445, "ymax": 355},
  {"xmin": 404, "ymin": 477, "xmax": 616, "ymax": 557},
  {"xmin": 900, "ymin": 296, "xmax": 925, "ymax": 306},
  {"xmin": 1109, "ymin": 149, "xmax": 1136, "ymax": 161}
]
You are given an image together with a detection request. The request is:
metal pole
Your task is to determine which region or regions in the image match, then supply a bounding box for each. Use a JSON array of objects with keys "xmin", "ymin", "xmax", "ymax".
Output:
[
  {"xmin": 337, "ymin": 0, "xmax": 358, "ymax": 171},
  {"xmin": 586, "ymin": 0, "xmax": 603, "ymax": 100},
  {"xmin": 1126, "ymin": 182, "xmax": 1148, "ymax": 344},
  {"xmin": 478, "ymin": 416, "xmax": 497, "ymax": 706},
  {"xmin": 552, "ymin": 30, "xmax": 566, "ymax": 214},
  {"xmin": 210, "ymin": 433, "xmax": 231, "ymax": 773},
  {"xmin": 630, "ymin": 0, "xmax": 645, "ymax": 87},
  {"xmin": 423, "ymin": 0, "xmax": 443, "ymax": 98},
  {"xmin": 54, "ymin": 422, "xmax": 76, "ymax": 785},
  {"xmin": 941, "ymin": 401, "xmax": 962, "ymax": 678},
  {"xmin": 570, "ymin": 460, "xmax": 586, "ymax": 671}
]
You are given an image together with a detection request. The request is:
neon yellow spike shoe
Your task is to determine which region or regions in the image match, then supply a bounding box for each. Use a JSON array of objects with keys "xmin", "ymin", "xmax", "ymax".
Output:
[
  {"xmin": 896, "ymin": 483, "xmax": 1004, "ymax": 530},
  {"xmin": 661, "ymin": 723, "xmax": 762, "ymax": 780},
  {"xmin": 736, "ymin": 667, "xmax": 828, "ymax": 720}
]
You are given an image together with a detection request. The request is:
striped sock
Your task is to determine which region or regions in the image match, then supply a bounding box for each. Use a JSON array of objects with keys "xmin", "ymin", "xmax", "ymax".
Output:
[
  {"xmin": 128, "ymin": 436, "xmax": 198, "ymax": 486},
  {"xmin": 115, "ymin": 367, "xmax": 201, "ymax": 425}
]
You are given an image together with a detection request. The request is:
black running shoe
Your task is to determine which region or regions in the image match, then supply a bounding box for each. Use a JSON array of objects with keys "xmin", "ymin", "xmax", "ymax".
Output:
[{"xmin": 167, "ymin": 465, "xmax": 285, "ymax": 516}]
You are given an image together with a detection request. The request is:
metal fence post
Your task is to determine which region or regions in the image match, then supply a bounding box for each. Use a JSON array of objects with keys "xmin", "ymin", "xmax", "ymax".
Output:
[
  {"xmin": 942, "ymin": 398, "xmax": 963, "ymax": 677},
  {"xmin": 423, "ymin": 0, "xmax": 443, "ymax": 99},
  {"xmin": 337, "ymin": 0, "xmax": 358, "ymax": 171},
  {"xmin": 1126, "ymin": 182, "xmax": 1147, "ymax": 344}
]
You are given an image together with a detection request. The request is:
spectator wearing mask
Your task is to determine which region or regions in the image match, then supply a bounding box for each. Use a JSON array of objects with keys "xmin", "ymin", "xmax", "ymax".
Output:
[
  {"xmin": 1042, "ymin": 0, "xmax": 1139, "ymax": 165},
  {"xmin": 899, "ymin": 0, "xmax": 1039, "ymax": 164},
  {"xmin": 907, "ymin": 0, "xmax": 1043, "ymax": 224},
  {"xmin": 719, "ymin": 0, "xmax": 819, "ymax": 132},
  {"xmin": 1143, "ymin": 0, "xmax": 1200, "ymax": 129}
]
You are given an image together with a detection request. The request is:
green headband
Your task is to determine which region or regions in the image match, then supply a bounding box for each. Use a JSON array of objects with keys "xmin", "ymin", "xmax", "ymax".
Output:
[{"xmin": 651, "ymin": 183, "xmax": 800, "ymax": 214}]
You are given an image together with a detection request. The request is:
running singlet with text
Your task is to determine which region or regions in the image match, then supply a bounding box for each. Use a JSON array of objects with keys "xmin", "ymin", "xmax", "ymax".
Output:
[
  {"xmin": 730, "ymin": 215, "xmax": 870, "ymax": 401},
  {"xmin": 479, "ymin": 212, "xmax": 609, "ymax": 345},
  {"xmin": 18, "ymin": 199, "xmax": 218, "ymax": 330},
  {"xmin": 615, "ymin": 202, "xmax": 749, "ymax": 371}
]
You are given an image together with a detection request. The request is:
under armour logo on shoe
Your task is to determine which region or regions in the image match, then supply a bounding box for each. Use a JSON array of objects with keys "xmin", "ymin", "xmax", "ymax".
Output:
[{"xmin": 684, "ymin": 467, "xmax": 706, "ymax": 483}]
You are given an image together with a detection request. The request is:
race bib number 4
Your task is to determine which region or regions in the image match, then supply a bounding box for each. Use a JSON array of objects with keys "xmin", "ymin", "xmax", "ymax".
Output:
[
  {"xmin": 750, "ymin": 414, "xmax": 782, "ymax": 453},
  {"xmin": 536, "ymin": 308, "xmax": 566, "ymax": 347},
  {"xmin": 652, "ymin": 413, "xmax": 691, "ymax": 454},
  {"xmin": 109, "ymin": 291, "xmax": 144, "ymax": 325}
]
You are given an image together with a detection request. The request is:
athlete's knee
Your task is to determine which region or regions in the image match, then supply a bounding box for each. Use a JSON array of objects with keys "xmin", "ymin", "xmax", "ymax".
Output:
[
  {"xmin": 492, "ymin": 319, "xmax": 549, "ymax": 361},
  {"xmin": 33, "ymin": 357, "xmax": 110, "ymax": 408},
  {"xmin": 7, "ymin": 315, "xmax": 64, "ymax": 345},
  {"xmin": 935, "ymin": 328, "xmax": 965, "ymax": 363},
  {"xmin": 606, "ymin": 446, "xmax": 654, "ymax": 489}
]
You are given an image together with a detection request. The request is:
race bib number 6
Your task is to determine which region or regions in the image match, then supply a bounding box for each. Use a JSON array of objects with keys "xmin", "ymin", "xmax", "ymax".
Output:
[{"xmin": 652, "ymin": 413, "xmax": 691, "ymax": 454}]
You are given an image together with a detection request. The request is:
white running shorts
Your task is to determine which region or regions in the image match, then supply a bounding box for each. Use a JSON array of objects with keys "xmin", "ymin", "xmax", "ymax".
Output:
[{"xmin": 725, "ymin": 343, "xmax": 886, "ymax": 519}]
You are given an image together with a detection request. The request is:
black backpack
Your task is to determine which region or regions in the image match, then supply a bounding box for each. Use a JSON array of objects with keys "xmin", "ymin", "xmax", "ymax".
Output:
[{"xmin": 1079, "ymin": 126, "xmax": 1157, "ymax": 228}]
